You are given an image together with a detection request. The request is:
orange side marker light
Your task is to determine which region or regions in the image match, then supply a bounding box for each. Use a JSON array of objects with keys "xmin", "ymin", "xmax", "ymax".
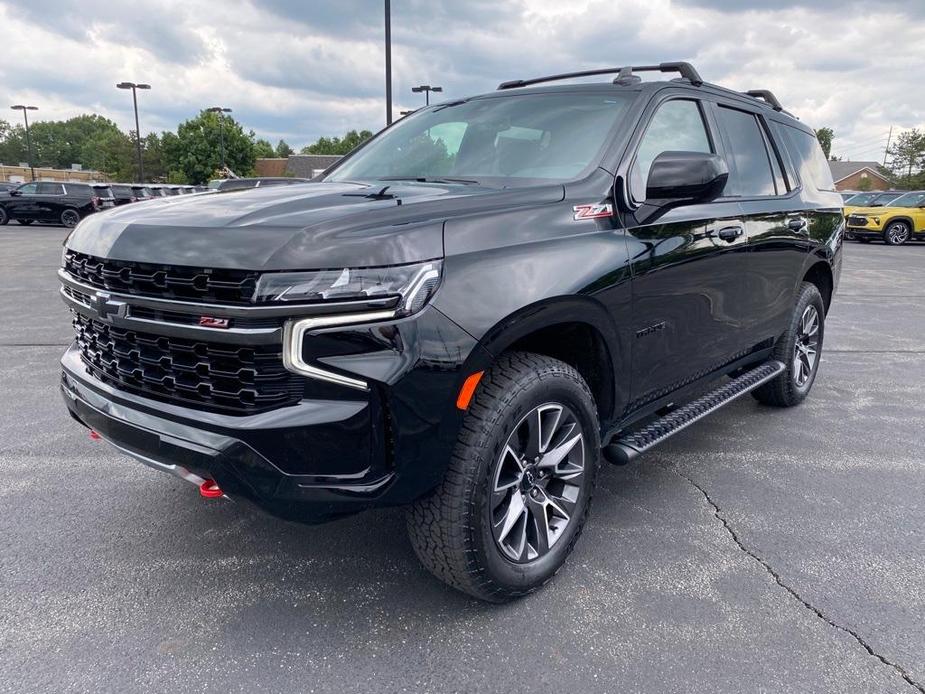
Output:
[{"xmin": 456, "ymin": 371, "xmax": 485, "ymax": 411}]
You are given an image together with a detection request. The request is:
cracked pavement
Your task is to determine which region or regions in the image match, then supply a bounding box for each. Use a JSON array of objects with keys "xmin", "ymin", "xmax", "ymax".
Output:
[{"xmin": 1, "ymin": 228, "xmax": 923, "ymax": 693}]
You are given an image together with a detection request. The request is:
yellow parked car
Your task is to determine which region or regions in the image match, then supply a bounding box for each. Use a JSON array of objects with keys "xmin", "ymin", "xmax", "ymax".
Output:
[
  {"xmin": 843, "ymin": 190, "xmax": 903, "ymax": 218},
  {"xmin": 845, "ymin": 191, "xmax": 925, "ymax": 245}
]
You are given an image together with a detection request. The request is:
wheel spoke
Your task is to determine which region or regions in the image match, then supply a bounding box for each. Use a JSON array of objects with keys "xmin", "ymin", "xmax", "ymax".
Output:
[
  {"xmin": 537, "ymin": 424, "xmax": 581, "ymax": 472},
  {"xmin": 525, "ymin": 496, "xmax": 550, "ymax": 557},
  {"xmin": 495, "ymin": 492, "xmax": 527, "ymax": 558}
]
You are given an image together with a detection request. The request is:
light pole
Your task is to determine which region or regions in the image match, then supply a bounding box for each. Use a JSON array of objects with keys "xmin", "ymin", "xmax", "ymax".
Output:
[
  {"xmin": 207, "ymin": 106, "xmax": 232, "ymax": 170},
  {"xmin": 116, "ymin": 82, "xmax": 151, "ymax": 183},
  {"xmin": 10, "ymin": 105, "xmax": 38, "ymax": 181},
  {"xmin": 385, "ymin": 0, "xmax": 393, "ymax": 125},
  {"xmin": 411, "ymin": 85, "xmax": 443, "ymax": 106}
]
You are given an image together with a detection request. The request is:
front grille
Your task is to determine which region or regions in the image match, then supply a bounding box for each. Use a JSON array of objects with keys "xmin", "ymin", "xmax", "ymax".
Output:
[
  {"xmin": 847, "ymin": 215, "xmax": 868, "ymax": 227},
  {"xmin": 73, "ymin": 313, "xmax": 303, "ymax": 415},
  {"xmin": 64, "ymin": 250, "xmax": 259, "ymax": 305}
]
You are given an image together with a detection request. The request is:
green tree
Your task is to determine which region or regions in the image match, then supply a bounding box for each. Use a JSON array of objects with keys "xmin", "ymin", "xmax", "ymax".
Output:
[
  {"xmin": 167, "ymin": 111, "xmax": 257, "ymax": 184},
  {"xmin": 855, "ymin": 177, "xmax": 873, "ymax": 192},
  {"xmin": 301, "ymin": 129, "xmax": 373, "ymax": 155},
  {"xmin": 886, "ymin": 128, "xmax": 925, "ymax": 179},
  {"xmin": 253, "ymin": 138, "xmax": 275, "ymax": 158},
  {"xmin": 815, "ymin": 127, "xmax": 834, "ymax": 160},
  {"xmin": 275, "ymin": 139, "xmax": 294, "ymax": 157}
]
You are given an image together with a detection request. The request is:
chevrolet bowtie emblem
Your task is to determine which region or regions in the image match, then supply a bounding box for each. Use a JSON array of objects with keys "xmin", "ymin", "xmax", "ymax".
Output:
[{"xmin": 90, "ymin": 291, "xmax": 127, "ymax": 323}]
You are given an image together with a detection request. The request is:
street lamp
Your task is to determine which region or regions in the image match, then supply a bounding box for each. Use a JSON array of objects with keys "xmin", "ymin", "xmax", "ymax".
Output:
[
  {"xmin": 207, "ymin": 106, "xmax": 233, "ymax": 170},
  {"xmin": 411, "ymin": 85, "xmax": 443, "ymax": 106},
  {"xmin": 384, "ymin": 0, "xmax": 392, "ymax": 126},
  {"xmin": 10, "ymin": 105, "xmax": 38, "ymax": 181},
  {"xmin": 116, "ymin": 82, "xmax": 151, "ymax": 183}
]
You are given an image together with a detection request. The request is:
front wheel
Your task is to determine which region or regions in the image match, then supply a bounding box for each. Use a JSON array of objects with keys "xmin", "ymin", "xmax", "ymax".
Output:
[
  {"xmin": 0, "ymin": 207, "xmax": 8, "ymax": 225},
  {"xmin": 406, "ymin": 352, "xmax": 601, "ymax": 602},
  {"xmin": 883, "ymin": 221, "xmax": 910, "ymax": 245},
  {"xmin": 752, "ymin": 282, "xmax": 825, "ymax": 407},
  {"xmin": 60, "ymin": 208, "xmax": 81, "ymax": 228}
]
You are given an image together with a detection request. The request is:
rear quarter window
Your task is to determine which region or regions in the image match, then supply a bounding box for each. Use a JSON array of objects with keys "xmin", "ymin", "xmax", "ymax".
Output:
[{"xmin": 772, "ymin": 122, "xmax": 836, "ymax": 192}]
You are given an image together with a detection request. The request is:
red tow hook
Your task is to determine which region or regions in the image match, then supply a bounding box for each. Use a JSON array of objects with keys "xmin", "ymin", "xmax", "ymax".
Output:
[
  {"xmin": 89, "ymin": 430, "xmax": 101, "ymax": 440},
  {"xmin": 199, "ymin": 479, "xmax": 223, "ymax": 498}
]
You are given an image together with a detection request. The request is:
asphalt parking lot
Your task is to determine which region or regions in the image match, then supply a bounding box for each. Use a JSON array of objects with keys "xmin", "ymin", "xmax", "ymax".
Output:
[{"xmin": 1, "ymin": 225, "xmax": 923, "ymax": 694}]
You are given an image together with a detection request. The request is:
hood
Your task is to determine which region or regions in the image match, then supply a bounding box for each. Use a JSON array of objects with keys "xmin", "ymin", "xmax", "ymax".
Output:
[
  {"xmin": 847, "ymin": 205, "xmax": 891, "ymax": 215},
  {"xmin": 65, "ymin": 180, "xmax": 564, "ymax": 270}
]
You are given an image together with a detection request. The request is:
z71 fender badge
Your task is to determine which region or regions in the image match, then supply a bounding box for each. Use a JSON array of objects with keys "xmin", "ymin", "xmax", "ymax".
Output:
[{"xmin": 572, "ymin": 203, "xmax": 613, "ymax": 221}]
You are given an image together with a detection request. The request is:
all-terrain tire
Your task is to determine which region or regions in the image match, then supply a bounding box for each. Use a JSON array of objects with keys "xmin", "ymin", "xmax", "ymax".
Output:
[
  {"xmin": 752, "ymin": 282, "xmax": 825, "ymax": 407},
  {"xmin": 406, "ymin": 352, "xmax": 601, "ymax": 602}
]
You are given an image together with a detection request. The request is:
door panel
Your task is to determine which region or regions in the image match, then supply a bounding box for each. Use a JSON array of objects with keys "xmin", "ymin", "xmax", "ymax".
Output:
[{"xmin": 625, "ymin": 202, "xmax": 748, "ymax": 403}]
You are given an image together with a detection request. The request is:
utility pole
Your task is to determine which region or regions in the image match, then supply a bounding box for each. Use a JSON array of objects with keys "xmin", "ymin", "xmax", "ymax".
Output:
[
  {"xmin": 883, "ymin": 125, "xmax": 893, "ymax": 167},
  {"xmin": 10, "ymin": 105, "xmax": 38, "ymax": 181},
  {"xmin": 384, "ymin": 0, "xmax": 393, "ymax": 126},
  {"xmin": 116, "ymin": 82, "xmax": 151, "ymax": 182}
]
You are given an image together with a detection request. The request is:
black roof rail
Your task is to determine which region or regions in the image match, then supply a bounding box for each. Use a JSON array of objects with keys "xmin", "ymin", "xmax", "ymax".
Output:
[
  {"xmin": 497, "ymin": 61, "xmax": 703, "ymax": 90},
  {"xmin": 744, "ymin": 89, "xmax": 783, "ymax": 112}
]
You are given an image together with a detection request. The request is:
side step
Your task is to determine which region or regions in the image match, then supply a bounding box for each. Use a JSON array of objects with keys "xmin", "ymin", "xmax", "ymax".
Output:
[{"xmin": 603, "ymin": 360, "xmax": 785, "ymax": 465}]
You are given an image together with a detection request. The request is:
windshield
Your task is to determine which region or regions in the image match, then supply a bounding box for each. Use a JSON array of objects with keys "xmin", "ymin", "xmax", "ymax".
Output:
[
  {"xmin": 326, "ymin": 92, "xmax": 634, "ymax": 186},
  {"xmin": 888, "ymin": 191, "xmax": 925, "ymax": 207}
]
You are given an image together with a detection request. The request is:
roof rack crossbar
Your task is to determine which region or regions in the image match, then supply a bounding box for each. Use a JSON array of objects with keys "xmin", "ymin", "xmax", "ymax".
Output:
[
  {"xmin": 744, "ymin": 89, "xmax": 783, "ymax": 111},
  {"xmin": 497, "ymin": 61, "xmax": 703, "ymax": 90}
]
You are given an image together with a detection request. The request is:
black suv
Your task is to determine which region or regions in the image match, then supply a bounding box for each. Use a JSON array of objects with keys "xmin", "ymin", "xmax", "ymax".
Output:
[
  {"xmin": 1, "ymin": 181, "xmax": 101, "ymax": 227},
  {"xmin": 58, "ymin": 63, "xmax": 842, "ymax": 601}
]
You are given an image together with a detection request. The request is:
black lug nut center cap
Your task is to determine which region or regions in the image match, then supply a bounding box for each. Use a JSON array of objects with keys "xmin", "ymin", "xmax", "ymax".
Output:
[{"xmin": 521, "ymin": 465, "xmax": 539, "ymax": 492}]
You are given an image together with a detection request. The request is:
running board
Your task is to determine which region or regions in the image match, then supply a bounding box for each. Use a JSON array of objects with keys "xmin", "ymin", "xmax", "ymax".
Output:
[{"xmin": 603, "ymin": 360, "xmax": 785, "ymax": 465}]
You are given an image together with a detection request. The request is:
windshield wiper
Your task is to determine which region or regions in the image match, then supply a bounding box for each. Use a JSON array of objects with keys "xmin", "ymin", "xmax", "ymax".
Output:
[{"xmin": 378, "ymin": 176, "xmax": 481, "ymax": 186}]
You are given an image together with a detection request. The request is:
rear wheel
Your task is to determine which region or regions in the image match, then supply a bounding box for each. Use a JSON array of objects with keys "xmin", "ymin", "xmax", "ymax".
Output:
[
  {"xmin": 883, "ymin": 221, "xmax": 910, "ymax": 245},
  {"xmin": 752, "ymin": 282, "xmax": 825, "ymax": 407},
  {"xmin": 406, "ymin": 352, "xmax": 600, "ymax": 602},
  {"xmin": 60, "ymin": 208, "xmax": 80, "ymax": 228},
  {"xmin": 16, "ymin": 219, "xmax": 33, "ymax": 226}
]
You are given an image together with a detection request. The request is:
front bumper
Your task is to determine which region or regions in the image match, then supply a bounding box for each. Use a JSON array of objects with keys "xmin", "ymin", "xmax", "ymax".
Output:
[
  {"xmin": 61, "ymin": 304, "xmax": 490, "ymax": 524},
  {"xmin": 846, "ymin": 226, "xmax": 883, "ymax": 240}
]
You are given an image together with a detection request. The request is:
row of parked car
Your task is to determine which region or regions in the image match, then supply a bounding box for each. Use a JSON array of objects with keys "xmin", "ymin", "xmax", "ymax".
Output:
[
  {"xmin": 842, "ymin": 189, "xmax": 925, "ymax": 245},
  {"xmin": 0, "ymin": 177, "xmax": 311, "ymax": 228}
]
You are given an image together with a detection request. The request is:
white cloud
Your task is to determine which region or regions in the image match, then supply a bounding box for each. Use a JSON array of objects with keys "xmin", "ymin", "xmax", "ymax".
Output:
[{"xmin": 0, "ymin": 0, "xmax": 922, "ymax": 159}]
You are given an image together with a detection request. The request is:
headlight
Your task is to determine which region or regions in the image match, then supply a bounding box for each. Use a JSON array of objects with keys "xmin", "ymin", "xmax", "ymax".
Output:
[{"xmin": 254, "ymin": 260, "xmax": 442, "ymax": 317}]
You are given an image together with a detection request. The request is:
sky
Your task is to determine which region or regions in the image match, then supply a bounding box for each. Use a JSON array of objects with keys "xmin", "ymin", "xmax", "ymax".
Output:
[{"xmin": 1, "ymin": 0, "xmax": 923, "ymax": 163}]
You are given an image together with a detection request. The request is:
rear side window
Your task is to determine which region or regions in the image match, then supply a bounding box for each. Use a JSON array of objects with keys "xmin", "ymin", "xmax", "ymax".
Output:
[
  {"xmin": 716, "ymin": 106, "xmax": 776, "ymax": 197},
  {"xmin": 630, "ymin": 99, "xmax": 712, "ymax": 202},
  {"xmin": 37, "ymin": 182, "xmax": 65, "ymax": 195},
  {"xmin": 65, "ymin": 184, "xmax": 90, "ymax": 196},
  {"xmin": 772, "ymin": 122, "xmax": 836, "ymax": 192}
]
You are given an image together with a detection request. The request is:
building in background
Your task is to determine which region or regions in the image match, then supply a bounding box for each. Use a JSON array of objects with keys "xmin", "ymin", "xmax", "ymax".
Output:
[
  {"xmin": 254, "ymin": 154, "xmax": 342, "ymax": 180},
  {"xmin": 0, "ymin": 164, "xmax": 109, "ymax": 184},
  {"xmin": 828, "ymin": 161, "xmax": 892, "ymax": 192}
]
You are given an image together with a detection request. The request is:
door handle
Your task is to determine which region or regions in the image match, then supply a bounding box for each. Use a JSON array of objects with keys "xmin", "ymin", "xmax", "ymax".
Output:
[
  {"xmin": 788, "ymin": 218, "xmax": 808, "ymax": 232},
  {"xmin": 715, "ymin": 226, "xmax": 744, "ymax": 242}
]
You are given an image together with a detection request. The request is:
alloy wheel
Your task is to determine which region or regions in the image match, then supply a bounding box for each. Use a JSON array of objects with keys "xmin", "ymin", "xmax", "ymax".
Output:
[
  {"xmin": 793, "ymin": 305, "xmax": 819, "ymax": 387},
  {"xmin": 886, "ymin": 222, "xmax": 909, "ymax": 245},
  {"xmin": 490, "ymin": 403, "xmax": 585, "ymax": 563},
  {"xmin": 61, "ymin": 210, "xmax": 80, "ymax": 228}
]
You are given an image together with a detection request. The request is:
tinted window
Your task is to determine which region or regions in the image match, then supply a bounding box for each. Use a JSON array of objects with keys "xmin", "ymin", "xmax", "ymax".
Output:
[
  {"xmin": 328, "ymin": 93, "xmax": 634, "ymax": 185},
  {"xmin": 37, "ymin": 182, "xmax": 65, "ymax": 195},
  {"xmin": 92, "ymin": 186, "xmax": 114, "ymax": 197},
  {"xmin": 872, "ymin": 192, "xmax": 901, "ymax": 205},
  {"xmin": 111, "ymin": 185, "xmax": 132, "ymax": 196},
  {"xmin": 890, "ymin": 192, "xmax": 925, "ymax": 207},
  {"xmin": 65, "ymin": 184, "xmax": 91, "ymax": 196},
  {"xmin": 17, "ymin": 183, "xmax": 38, "ymax": 194},
  {"xmin": 219, "ymin": 179, "xmax": 255, "ymax": 190},
  {"xmin": 630, "ymin": 99, "xmax": 712, "ymax": 202},
  {"xmin": 717, "ymin": 106, "xmax": 776, "ymax": 196},
  {"xmin": 773, "ymin": 122, "xmax": 836, "ymax": 192}
]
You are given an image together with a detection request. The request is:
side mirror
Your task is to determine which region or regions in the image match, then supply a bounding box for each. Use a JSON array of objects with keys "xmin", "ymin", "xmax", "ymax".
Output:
[
  {"xmin": 645, "ymin": 151, "xmax": 728, "ymax": 207},
  {"xmin": 9, "ymin": 189, "xmax": 21, "ymax": 196}
]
